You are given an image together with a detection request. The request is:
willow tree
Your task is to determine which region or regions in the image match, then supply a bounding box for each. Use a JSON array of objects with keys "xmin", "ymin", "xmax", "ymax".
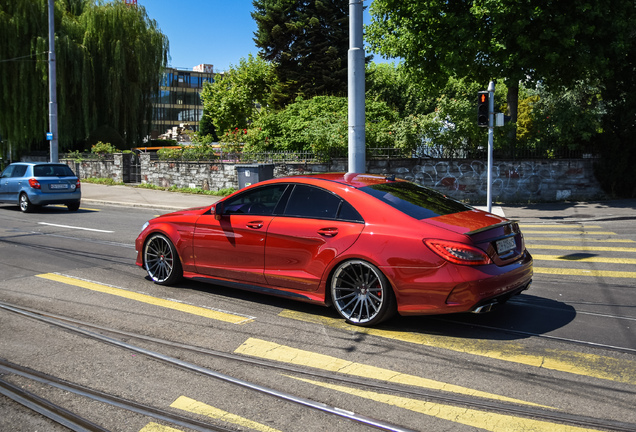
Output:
[{"xmin": 0, "ymin": 0, "xmax": 168, "ymax": 157}]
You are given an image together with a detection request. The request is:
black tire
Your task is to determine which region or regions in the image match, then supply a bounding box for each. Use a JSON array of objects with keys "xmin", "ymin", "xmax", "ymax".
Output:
[
  {"xmin": 330, "ymin": 260, "xmax": 396, "ymax": 326},
  {"xmin": 143, "ymin": 233, "xmax": 183, "ymax": 285},
  {"xmin": 67, "ymin": 201, "xmax": 80, "ymax": 211},
  {"xmin": 19, "ymin": 193, "xmax": 35, "ymax": 213}
]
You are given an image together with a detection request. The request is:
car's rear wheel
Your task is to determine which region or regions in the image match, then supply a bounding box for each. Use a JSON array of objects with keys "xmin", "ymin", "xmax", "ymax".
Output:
[
  {"xmin": 330, "ymin": 260, "xmax": 396, "ymax": 326},
  {"xmin": 67, "ymin": 201, "xmax": 80, "ymax": 211},
  {"xmin": 143, "ymin": 233, "xmax": 183, "ymax": 285},
  {"xmin": 19, "ymin": 193, "xmax": 36, "ymax": 213}
]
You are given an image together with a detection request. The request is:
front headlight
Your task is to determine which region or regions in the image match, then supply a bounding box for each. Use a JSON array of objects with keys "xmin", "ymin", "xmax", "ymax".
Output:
[{"xmin": 140, "ymin": 221, "xmax": 149, "ymax": 234}]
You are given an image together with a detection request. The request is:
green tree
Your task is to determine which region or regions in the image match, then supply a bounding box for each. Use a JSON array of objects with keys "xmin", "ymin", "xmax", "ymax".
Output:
[
  {"xmin": 199, "ymin": 55, "xmax": 277, "ymax": 135},
  {"xmin": 593, "ymin": 5, "xmax": 636, "ymax": 198},
  {"xmin": 0, "ymin": 0, "xmax": 167, "ymax": 155},
  {"xmin": 366, "ymin": 0, "xmax": 629, "ymax": 144},
  {"xmin": 252, "ymin": 0, "xmax": 351, "ymax": 107},
  {"xmin": 366, "ymin": 62, "xmax": 432, "ymax": 117},
  {"xmin": 245, "ymin": 95, "xmax": 398, "ymax": 155}
]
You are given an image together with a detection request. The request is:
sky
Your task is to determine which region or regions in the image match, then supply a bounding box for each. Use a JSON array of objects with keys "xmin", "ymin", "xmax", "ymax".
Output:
[{"xmin": 141, "ymin": 0, "xmax": 378, "ymax": 73}]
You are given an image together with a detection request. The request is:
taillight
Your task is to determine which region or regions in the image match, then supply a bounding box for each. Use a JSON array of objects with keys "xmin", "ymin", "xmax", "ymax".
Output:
[
  {"xmin": 28, "ymin": 178, "xmax": 41, "ymax": 189},
  {"xmin": 76, "ymin": 179, "xmax": 81, "ymax": 189},
  {"xmin": 424, "ymin": 239, "xmax": 491, "ymax": 265}
]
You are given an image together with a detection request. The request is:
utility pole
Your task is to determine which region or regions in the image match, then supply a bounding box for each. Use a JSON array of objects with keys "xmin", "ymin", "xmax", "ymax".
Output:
[
  {"xmin": 486, "ymin": 81, "xmax": 495, "ymax": 213},
  {"xmin": 48, "ymin": 0, "xmax": 59, "ymax": 163},
  {"xmin": 347, "ymin": 0, "xmax": 365, "ymax": 174}
]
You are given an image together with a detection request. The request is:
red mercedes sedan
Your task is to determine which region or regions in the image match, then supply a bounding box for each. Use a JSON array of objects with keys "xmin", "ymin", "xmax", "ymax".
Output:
[{"xmin": 135, "ymin": 173, "xmax": 532, "ymax": 326}]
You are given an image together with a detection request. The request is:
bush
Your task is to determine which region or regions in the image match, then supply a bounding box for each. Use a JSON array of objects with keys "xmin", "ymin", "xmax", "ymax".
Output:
[{"xmin": 91, "ymin": 141, "xmax": 118, "ymax": 154}]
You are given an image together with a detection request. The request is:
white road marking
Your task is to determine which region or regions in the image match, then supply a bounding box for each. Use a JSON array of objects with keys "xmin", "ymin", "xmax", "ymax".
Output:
[{"xmin": 38, "ymin": 222, "xmax": 114, "ymax": 233}]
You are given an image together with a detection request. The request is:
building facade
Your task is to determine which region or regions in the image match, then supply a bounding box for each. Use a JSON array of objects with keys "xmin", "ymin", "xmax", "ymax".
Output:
[{"xmin": 151, "ymin": 64, "xmax": 215, "ymax": 140}]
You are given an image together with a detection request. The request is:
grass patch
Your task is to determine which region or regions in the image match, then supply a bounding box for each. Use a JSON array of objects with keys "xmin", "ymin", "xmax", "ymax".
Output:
[
  {"xmin": 82, "ymin": 177, "xmax": 236, "ymax": 197},
  {"xmin": 82, "ymin": 177, "xmax": 125, "ymax": 186},
  {"xmin": 134, "ymin": 183, "xmax": 236, "ymax": 197}
]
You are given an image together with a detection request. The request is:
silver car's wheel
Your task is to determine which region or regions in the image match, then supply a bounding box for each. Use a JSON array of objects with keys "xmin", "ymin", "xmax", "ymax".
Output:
[
  {"xmin": 143, "ymin": 233, "xmax": 183, "ymax": 285},
  {"xmin": 19, "ymin": 193, "xmax": 34, "ymax": 213},
  {"xmin": 330, "ymin": 260, "xmax": 396, "ymax": 326}
]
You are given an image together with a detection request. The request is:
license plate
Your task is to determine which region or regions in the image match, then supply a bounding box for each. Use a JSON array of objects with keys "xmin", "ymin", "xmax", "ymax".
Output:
[
  {"xmin": 50, "ymin": 183, "xmax": 69, "ymax": 190},
  {"xmin": 496, "ymin": 236, "xmax": 516, "ymax": 254}
]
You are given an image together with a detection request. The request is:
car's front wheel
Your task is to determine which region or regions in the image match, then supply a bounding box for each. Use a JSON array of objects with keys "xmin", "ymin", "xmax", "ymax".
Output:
[
  {"xmin": 330, "ymin": 260, "xmax": 396, "ymax": 326},
  {"xmin": 19, "ymin": 193, "xmax": 36, "ymax": 213},
  {"xmin": 143, "ymin": 233, "xmax": 183, "ymax": 285}
]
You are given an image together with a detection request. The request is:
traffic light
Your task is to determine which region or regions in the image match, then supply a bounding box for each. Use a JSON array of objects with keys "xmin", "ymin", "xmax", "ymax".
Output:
[{"xmin": 477, "ymin": 91, "xmax": 489, "ymax": 127}]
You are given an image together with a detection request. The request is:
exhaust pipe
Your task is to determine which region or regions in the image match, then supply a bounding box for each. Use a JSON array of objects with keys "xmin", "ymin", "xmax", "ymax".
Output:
[{"xmin": 472, "ymin": 302, "xmax": 497, "ymax": 314}]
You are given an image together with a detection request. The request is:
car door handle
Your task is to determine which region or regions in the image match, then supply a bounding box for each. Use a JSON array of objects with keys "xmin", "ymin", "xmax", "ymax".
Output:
[
  {"xmin": 318, "ymin": 227, "xmax": 338, "ymax": 237},
  {"xmin": 246, "ymin": 221, "xmax": 264, "ymax": 229}
]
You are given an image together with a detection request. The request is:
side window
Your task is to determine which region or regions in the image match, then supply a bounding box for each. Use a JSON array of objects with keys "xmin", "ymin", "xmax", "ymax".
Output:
[
  {"xmin": 284, "ymin": 185, "xmax": 342, "ymax": 219},
  {"xmin": 12, "ymin": 165, "xmax": 27, "ymax": 178},
  {"xmin": 337, "ymin": 200, "xmax": 364, "ymax": 223},
  {"xmin": 223, "ymin": 184, "xmax": 288, "ymax": 215},
  {"xmin": 1, "ymin": 166, "xmax": 14, "ymax": 178}
]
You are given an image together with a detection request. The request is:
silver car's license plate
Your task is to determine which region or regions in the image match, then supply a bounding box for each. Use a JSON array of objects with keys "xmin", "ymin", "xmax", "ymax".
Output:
[
  {"xmin": 50, "ymin": 183, "xmax": 69, "ymax": 190},
  {"xmin": 496, "ymin": 236, "xmax": 516, "ymax": 254}
]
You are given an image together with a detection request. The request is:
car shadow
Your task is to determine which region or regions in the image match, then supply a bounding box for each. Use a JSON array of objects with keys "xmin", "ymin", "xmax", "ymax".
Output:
[
  {"xmin": 387, "ymin": 294, "xmax": 576, "ymax": 341},
  {"xmin": 172, "ymin": 278, "xmax": 574, "ymax": 342},
  {"xmin": 0, "ymin": 204, "xmax": 97, "ymax": 214}
]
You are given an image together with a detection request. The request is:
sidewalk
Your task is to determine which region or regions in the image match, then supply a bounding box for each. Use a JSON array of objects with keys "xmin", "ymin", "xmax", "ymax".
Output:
[
  {"xmin": 81, "ymin": 183, "xmax": 221, "ymax": 211},
  {"xmin": 80, "ymin": 182, "xmax": 636, "ymax": 222}
]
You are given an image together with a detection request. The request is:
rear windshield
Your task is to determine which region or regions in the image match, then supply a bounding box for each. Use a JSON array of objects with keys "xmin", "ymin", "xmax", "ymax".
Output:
[
  {"xmin": 360, "ymin": 182, "xmax": 472, "ymax": 220},
  {"xmin": 34, "ymin": 164, "xmax": 75, "ymax": 177}
]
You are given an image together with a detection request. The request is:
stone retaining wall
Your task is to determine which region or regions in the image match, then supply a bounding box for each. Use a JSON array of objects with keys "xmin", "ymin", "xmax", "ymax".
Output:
[{"xmin": 63, "ymin": 153, "xmax": 606, "ymax": 203}]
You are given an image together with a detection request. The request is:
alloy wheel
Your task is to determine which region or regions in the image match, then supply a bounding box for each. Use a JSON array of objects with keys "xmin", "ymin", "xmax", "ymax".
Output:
[{"xmin": 331, "ymin": 260, "xmax": 395, "ymax": 326}]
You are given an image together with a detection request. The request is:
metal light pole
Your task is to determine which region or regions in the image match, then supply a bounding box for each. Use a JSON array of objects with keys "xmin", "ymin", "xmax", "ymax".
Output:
[
  {"xmin": 48, "ymin": 0, "xmax": 59, "ymax": 163},
  {"xmin": 348, "ymin": 0, "xmax": 365, "ymax": 174},
  {"xmin": 486, "ymin": 81, "xmax": 495, "ymax": 213}
]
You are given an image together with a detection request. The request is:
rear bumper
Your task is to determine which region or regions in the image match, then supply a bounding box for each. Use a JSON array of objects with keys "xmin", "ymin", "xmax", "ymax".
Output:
[
  {"xmin": 385, "ymin": 250, "xmax": 533, "ymax": 316},
  {"xmin": 27, "ymin": 190, "xmax": 81, "ymax": 205}
]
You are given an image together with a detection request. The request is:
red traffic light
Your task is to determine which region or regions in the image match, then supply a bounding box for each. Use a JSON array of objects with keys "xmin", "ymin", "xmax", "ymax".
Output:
[{"xmin": 477, "ymin": 91, "xmax": 489, "ymax": 127}]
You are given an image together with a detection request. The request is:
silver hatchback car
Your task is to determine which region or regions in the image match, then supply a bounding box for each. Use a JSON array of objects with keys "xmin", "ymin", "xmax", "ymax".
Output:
[{"xmin": 0, "ymin": 162, "xmax": 81, "ymax": 212}]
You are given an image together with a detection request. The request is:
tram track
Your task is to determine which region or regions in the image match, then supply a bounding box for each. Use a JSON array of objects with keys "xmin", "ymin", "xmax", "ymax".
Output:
[
  {"xmin": 2, "ymin": 301, "xmax": 635, "ymax": 432},
  {"xmin": 0, "ymin": 301, "xmax": 415, "ymax": 432}
]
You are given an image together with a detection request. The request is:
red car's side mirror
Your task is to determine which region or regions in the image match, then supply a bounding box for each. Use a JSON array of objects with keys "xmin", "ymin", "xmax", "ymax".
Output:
[{"xmin": 213, "ymin": 202, "xmax": 224, "ymax": 221}]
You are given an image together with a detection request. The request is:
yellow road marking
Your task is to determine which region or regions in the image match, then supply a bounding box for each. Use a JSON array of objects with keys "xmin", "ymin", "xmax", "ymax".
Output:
[
  {"xmin": 279, "ymin": 311, "xmax": 636, "ymax": 385},
  {"xmin": 525, "ymin": 237, "xmax": 635, "ymax": 243},
  {"xmin": 171, "ymin": 396, "xmax": 282, "ymax": 432},
  {"xmin": 50, "ymin": 204, "xmax": 100, "ymax": 211},
  {"xmin": 534, "ymin": 267, "xmax": 636, "ymax": 278},
  {"xmin": 290, "ymin": 376, "xmax": 604, "ymax": 432},
  {"xmin": 528, "ymin": 244, "xmax": 636, "ymax": 252},
  {"xmin": 533, "ymin": 254, "xmax": 636, "ymax": 265},
  {"xmin": 139, "ymin": 423, "xmax": 183, "ymax": 432},
  {"xmin": 522, "ymin": 231, "xmax": 616, "ymax": 235},
  {"xmin": 235, "ymin": 338, "xmax": 549, "ymax": 408},
  {"xmin": 36, "ymin": 273, "xmax": 252, "ymax": 324},
  {"xmin": 519, "ymin": 224, "xmax": 602, "ymax": 229}
]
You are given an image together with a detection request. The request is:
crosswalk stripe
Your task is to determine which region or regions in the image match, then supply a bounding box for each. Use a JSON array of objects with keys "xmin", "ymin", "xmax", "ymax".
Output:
[
  {"xmin": 522, "ymin": 230, "xmax": 616, "ymax": 235},
  {"xmin": 519, "ymin": 224, "xmax": 602, "ymax": 228},
  {"xmin": 171, "ymin": 396, "xmax": 283, "ymax": 432},
  {"xmin": 534, "ymin": 267, "xmax": 636, "ymax": 278},
  {"xmin": 525, "ymin": 237, "xmax": 635, "ymax": 243},
  {"xmin": 528, "ymin": 244, "xmax": 636, "ymax": 252},
  {"xmin": 36, "ymin": 273, "xmax": 253, "ymax": 324},
  {"xmin": 235, "ymin": 338, "xmax": 549, "ymax": 408},
  {"xmin": 278, "ymin": 310, "xmax": 636, "ymax": 384},
  {"xmin": 532, "ymin": 254, "xmax": 636, "ymax": 264},
  {"xmin": 290, "ymin": 376, "xmax": 603, "ymax": 432}
]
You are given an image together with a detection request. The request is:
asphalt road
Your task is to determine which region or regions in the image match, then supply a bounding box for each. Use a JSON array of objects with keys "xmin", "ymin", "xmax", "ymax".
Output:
[{"xmin": 1, "ymin": 201, "xmax": 635, "ymax": 432}]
